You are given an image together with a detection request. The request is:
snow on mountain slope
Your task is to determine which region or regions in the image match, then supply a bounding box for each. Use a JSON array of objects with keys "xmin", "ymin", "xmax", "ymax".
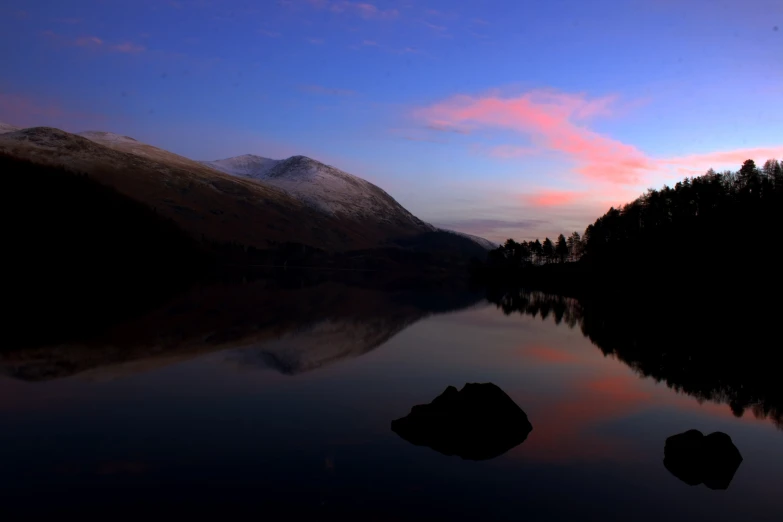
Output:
[
  {"xmin": 0, "ymin": 122, "xmax": 21, "ymax": 134},
  {"xmin": 205, "ymin": 154, "xmax": 433, "ymax": 230},
  {"xmin": 204, "ymin": 153, "xmax": 500, "ymax": 248},
  {"xmin": 0, "ymin": 126, "xmax": 385, "ymax": 251},
  {"xmin": 76, "ymin": 130, "xmax": 238, "ymax": 177},
  {"xmin": 437, "ymin": 229, "xmax": 499, "ymax": 250},
  {"xmin": 200, "ymin": 154, "xmax": 281, "ymax": 178},
  {"xmin": 7, "ymin": 122, "xmax": 494, "ymax": 250},
  {"xmin": 78, "ymin": 130, "xmax": 139, "ymax": 145}
]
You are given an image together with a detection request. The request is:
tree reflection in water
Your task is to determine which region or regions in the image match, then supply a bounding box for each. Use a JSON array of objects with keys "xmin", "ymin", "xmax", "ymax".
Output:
[{"xmin": 485, "ymin": 286, "xmax": 782, "ymax": 430}]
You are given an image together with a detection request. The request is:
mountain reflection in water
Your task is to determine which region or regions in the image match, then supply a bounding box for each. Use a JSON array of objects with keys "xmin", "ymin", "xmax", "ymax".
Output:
[{"xmin": 0, "ymin": 276, "xmax": 485, "ymax": 381}]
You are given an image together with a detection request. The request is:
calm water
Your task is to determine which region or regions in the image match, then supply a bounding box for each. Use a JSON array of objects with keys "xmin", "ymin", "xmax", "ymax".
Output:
[{"xmin": 1, "ymin": 281, "xmax": 780, "ymax": 521}]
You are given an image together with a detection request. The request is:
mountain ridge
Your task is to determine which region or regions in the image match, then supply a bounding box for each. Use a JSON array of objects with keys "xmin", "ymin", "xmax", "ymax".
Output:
[
  {"xmin": 1, "ymin": 121, "xmax": 496, "ymax": 252},
  {"xmin": 201, "ymin": 152, "xmax": 496, "ymax": 249}
]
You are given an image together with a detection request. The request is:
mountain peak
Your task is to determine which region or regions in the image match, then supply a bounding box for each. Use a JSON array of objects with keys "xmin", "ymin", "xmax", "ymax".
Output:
[
  {"xmin": 0, "ymin": 126, "xmax": 101, "ymax": 151},
  {"xmin": 78, "ymin": 130, "xmax": 139, "ymax": 144},
  {"xmin": 203, "ymin": 151, "xmax": 428, "ymax": 227},
  {"xmin": 200, "ymin": 154, "xmax": 281, "ymax": 178},
  {"xmin": 0, "ymin": 122, "xmax": 21, "ymax": 134}
]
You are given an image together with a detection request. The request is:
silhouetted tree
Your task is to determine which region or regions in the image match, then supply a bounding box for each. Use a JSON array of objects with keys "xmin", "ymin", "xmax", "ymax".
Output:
[
  {"xmin": 542, "ymin": 237, "xmax": 555, "ymax": 264},
  {"xmin": 555, "ymin": 234, "xmax": 569, "ymax": 263},
  {"xmin": 567, "ymin": 231, "xmax": 582, "ymax": 261},
  {"xmin": 531, "ymin": 239, "xmax": 543, "ymax": 265}
]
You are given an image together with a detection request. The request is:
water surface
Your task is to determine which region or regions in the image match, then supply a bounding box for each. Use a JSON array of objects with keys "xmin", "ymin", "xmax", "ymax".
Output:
[{"xmin": 1, "ymin": 282, "xmax": 780, "ymax": 520}]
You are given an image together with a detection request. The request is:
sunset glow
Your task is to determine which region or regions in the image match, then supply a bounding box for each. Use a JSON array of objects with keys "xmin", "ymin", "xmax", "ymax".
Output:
[{"xmin": 0, "ymin": 0, "xmax": 780, "ymax": 241}]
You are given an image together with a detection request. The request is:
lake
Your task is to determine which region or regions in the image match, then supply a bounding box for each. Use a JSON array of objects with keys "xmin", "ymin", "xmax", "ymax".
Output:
[{"xmin": 0, "ymin": 280, "xmax": 780, "ymax": 521}]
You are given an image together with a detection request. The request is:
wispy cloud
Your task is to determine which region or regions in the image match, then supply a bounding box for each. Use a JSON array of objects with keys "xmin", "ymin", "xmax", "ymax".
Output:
[
  {"xmin": 422, "ymin": 21, "xmax": 447, "ymax": 33},
  {"xmin": 307, "ymin": 37, "xmax": 325, "ymax": 44},
  {"xmin": 74, "ymin": 36, "xmax": 104, "ymax": 47},
  {"xmin": 489, "ymin": 144, "xmax": 537, "ymax": 158},
  {"xmin": 354, "ymin": 39, "xmax": 419, "ymax": 55},
  {"xmin": 0, "ymin": 93, "xmax": 64, "ymax": 123},
  {"xmin": 401, "ymin": 135, "xmax": 445, "ymax": 144},
  {"xmin": 660, "ymin": 146, "xmax": 783, "ymax": 173},
  {"xmin": 426, "ymin": 122, "xmax": 469, "ymax": 134},
  {"xmin": 415, "ymin": 90, "xmax": 652, "ymax": 185},
  {"xmin": 299, "ymin": 84, "xmax": 356, "ymax": 96},
  {"xmin": 306, "ymin": 0, "xmax": 398, "ymax": 19},
  {"xmin": 435, "ymin": 218, "xmax": 548, "ymax": 238},
  {"xmin": 43, "ymin": 31, "xmax": 146, "ymax": 54},
  {"xmin": 113, "ymin": 42, "xmax": 146, "ymax": 54},
  {"xmin": 0, "ymin": 91, "xmax": 107, "ymax": 130},
  {"xmin": 522, "ymin": 190, "xmax": 581, "ymax": 208}
]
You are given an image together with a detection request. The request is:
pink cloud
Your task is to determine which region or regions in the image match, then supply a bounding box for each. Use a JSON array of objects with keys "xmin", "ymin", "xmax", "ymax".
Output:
[
  {"xmin": 0, "ymin": 92, "xmax": 108, "ymax": 130},
  {"xmin": 112, "ymin": 42, "xmax": 146, "ymax": 54},
  {"xmin": 661, "ymin": 146, "xmax": 783, "ymax": 171},
  {"xmin": 0, "ymin": 93, "xmax": 64, "ymax": 125},
  {"xmin": 489, "ymin": 144, "xmax": 537, "ymax": 158},
  {"xmin": 415, "ymin": 89, "xmax": 783, "ymax": 201},
  {"xmin": 524, "ymin": 190, "xmax": 581, "ymax": 207},
  {"xmin": 415, "ymin": 91, "xmax": 656, "ymax": 185}
]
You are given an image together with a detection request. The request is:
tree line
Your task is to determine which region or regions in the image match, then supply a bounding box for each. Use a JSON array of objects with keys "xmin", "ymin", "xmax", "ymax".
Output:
[{"xmin": 483, "ymin": 158, "xmax": 783, "ymax": 279}]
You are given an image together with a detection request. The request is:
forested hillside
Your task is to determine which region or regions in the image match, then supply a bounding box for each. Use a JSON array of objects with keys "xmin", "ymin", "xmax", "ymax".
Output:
[{"xmin": 478, "ymin": 158, "xmax": 783, "ymax": 293}]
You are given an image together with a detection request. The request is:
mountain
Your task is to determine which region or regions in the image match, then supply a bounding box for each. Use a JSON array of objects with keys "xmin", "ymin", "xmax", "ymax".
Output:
[
  {"xmin": 1, "ymin": 122, "xmax": 494, "ymax": 269},
  {"xmin": 437, "ymin": 228, "xmax": 499, "ymax": 250},
  {"xmin": 0, "ymin": 125, "xmax": 434, "ymax": 253},
  {"xmin": 201, "ymin": 153, "xmax": 281, "ymax": 178},
  {"xmin": 0, "ymin": 122, "xmax": 20, "ymax": 134},
  {"xmin": 202, "ymin": 154, "xmax": 432, "ymax": 229},
  {"xmin": 202, "ymin": 153, "xmax": 497, "ymax": 249}
]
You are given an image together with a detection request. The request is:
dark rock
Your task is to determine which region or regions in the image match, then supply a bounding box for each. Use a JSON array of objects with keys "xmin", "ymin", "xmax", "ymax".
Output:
[
  {"xmin": 663, "ymin": 429, "xmax": 743, "ymax": 490},
  {"xmin": 391, "ymin": 383, "xmax": 533, "ymax": 460}
]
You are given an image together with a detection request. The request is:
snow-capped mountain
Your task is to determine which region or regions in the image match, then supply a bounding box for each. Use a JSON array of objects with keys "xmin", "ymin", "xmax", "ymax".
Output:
[
  {"xmin": 0, "ymin": 122, "xmax": 21, "ymax": 134},
  {"xmin": 2, "ymin": 121, "xmax": 496, "ymax": 252},
  {"xmin": 202, "ymin": 154, "xmax": 432, "ymax": 230},
  {"xmin": 201, "ymin": 154, "xmax": 281, "ymax": 178},
  {"xmin": 201, "ymin": 154, "xmax": 497, "ymax": 250}
]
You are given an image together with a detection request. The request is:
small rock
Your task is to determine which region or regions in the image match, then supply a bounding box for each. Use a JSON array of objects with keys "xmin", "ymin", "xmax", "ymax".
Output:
[{"xmin": 664, "ymin": 429, "xmax": 743, "ymax": 490}]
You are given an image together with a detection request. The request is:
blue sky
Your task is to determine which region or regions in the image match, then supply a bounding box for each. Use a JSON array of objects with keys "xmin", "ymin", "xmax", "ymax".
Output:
[{"xmin": 1, "ymin": 0, "xmax": 781, "ymax": 241}]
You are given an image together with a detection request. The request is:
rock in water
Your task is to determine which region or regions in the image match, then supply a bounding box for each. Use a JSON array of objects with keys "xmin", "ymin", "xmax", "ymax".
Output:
[
  {"xmin": 663, "ymin": 430, "xmax": 743, "ymax": 490},
  {"xmin": 391, "ymin": 383, "xmax": 533, "ymax": 460}
]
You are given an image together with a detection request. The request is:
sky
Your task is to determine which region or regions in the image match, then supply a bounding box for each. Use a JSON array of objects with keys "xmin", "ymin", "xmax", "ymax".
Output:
[{"xmin": 1, "ymin": 0, "xmax": 781, "ymax": 242}]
